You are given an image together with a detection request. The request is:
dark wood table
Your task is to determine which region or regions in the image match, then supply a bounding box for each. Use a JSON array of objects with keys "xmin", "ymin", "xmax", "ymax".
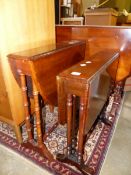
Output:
[
  {"xmin": 8, "ymin": 40, "xmax": 86, "ymax": 160},
  {"xmin": 56, "ymin": 49, "xmax": 120, "ymax": 174}
]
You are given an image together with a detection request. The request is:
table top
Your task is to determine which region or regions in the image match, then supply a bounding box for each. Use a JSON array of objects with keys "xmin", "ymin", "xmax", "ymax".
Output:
[
  {"xmin": 8, "ymin": 40, "xmax": 84, "ymax": 61},
  {"xmin": 8, "ymin": 39, "xmax": 86, "ymax": 105},
  {"xmin": 58, "ymin": 49, "xmax": 119, "ymax": 83}
]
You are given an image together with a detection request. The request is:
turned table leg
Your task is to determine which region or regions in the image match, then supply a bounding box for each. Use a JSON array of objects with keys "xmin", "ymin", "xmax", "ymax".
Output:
[
  {"xmin": 78, "ymin": 91, "xmax": 88, "ymax": 164},
  {"xmin": 72, "ymin": 95, "xmax": 77, "ymax": 152},
  {"xmin": 67, "ymin": 94, "xmax": 73, "ymax": 157},
  {"xmin": 49, "ymin": 105, "xmax": 54, "ymax": 113},
  {"xmin": 33, "ymin": 81, "xmax": 54, "ymax": 160},
  {"xmin": 33, "ymin": 82, "xmax": 43, "ymax": 148},
  {"xmin": 19, "ymin": 72, "xmax": 33, "ymax": 142},
  {"xmin": 14, "ymin": 124, "xmax": 23, "ymax": 143}
]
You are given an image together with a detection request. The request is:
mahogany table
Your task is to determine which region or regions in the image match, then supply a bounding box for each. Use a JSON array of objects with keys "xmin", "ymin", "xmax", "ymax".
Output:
[
  {"xmin": 8, "ymin": 40, "xmax": 86, "ymax": 160},
  {"xmin": 56, "ymin": 49, "xmax": 120, "ymax": 174}
]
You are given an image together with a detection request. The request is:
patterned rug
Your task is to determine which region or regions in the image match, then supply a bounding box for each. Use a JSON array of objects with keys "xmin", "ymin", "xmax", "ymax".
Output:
[{"xmin": 0, "ymin": 94, "xmax": 123, "ymax": 175}]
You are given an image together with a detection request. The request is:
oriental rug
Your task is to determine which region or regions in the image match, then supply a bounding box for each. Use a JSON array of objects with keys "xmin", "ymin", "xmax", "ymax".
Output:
[{"xmin": 0, "ymin": 94, "xmax": 123, "ymax": 175}]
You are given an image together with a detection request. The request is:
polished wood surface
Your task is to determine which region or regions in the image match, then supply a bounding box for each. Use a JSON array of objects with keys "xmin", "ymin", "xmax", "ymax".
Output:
[
  {"xmin": 56, "ymin": 25, "xmax": 130, "ymax": 173},
  {"xmin": 58, "ymin": 50, "xmax": 119, "ymax": 82},
  {"xmin": 56, "ymin": 25, "xmax": 131, "ymax": 82},
  {"xmin": 56, "ymin": 49, "xmax": 120, "ymax": 173},
  {"xmin": 8, "ymin": 40, "xmax": 85, "ymax": 160},
  {"xmin": 0, "ymin": 0, "xmax": 55, "ymax": 143},
  {"xmin": 57, "ymin": 49, "xmax": 119, "ymax": 124},
  {"xmin": 8, "ymin": 41, "xmax": 85, "ymax": 106}
]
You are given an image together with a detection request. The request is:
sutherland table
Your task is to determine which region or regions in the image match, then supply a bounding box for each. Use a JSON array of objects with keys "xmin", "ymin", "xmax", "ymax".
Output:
[
  {"xmin": 8, "ymin": 40, "xmax": 85, "ymax": 160},
  {"xmin": 56, "ymin": 49, "xmax": 120, "ymax": 174}
]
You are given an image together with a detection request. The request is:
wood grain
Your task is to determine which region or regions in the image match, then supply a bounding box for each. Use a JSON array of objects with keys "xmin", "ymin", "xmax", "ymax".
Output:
[
  {"xmin": 0, "ymin": 0, "xmax": 55, "ymax": 142},
  {"xmin": 56, "ymin": 25, "xmax": 131, "ymax": 82}
]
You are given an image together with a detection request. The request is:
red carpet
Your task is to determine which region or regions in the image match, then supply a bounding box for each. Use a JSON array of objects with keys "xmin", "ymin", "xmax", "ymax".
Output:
[{"xmin": 0, "ymin": 93, "xmax": 123, "ymax": 175}]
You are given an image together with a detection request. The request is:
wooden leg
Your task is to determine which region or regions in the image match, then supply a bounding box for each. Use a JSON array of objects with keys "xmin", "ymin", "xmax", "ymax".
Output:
[
  {"xmin": 57, "ymin": 77, "xmax": 67, "ymax": 124},
  {"xmin": 67, "ymin": 94, "xmax": 73, "ymax": 157},
  {"xmin": 33, "ymin": 81, "xmax": 53, "ymax": 160},
  {"xmin": 49, "ymin": 105, "xmax": 54, "ymax": 113},
  {"xmin": 56, "ymin": 91, "xmax": 94, "ymax": 174},
  {"xmin": 19, "ymin": 72, "xmax": 33, "ymax": 142},
  {"xmin": 33, "ymin": 82, "xmax": 43, "ymax": 147},
  {"xmin": 72, "ymin": 95, "xmax": 76, "ymax": 136},
  {"xmin": 72, "ymin": 95, "xmax": 77, "ymax": 152},
  {"xmin": 14, "ymin": 125, "xmax": 23, "ymax": 143},
  {"xmin": 78, "ymin": 92, "xmax": 88, "ymax": 164}
]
